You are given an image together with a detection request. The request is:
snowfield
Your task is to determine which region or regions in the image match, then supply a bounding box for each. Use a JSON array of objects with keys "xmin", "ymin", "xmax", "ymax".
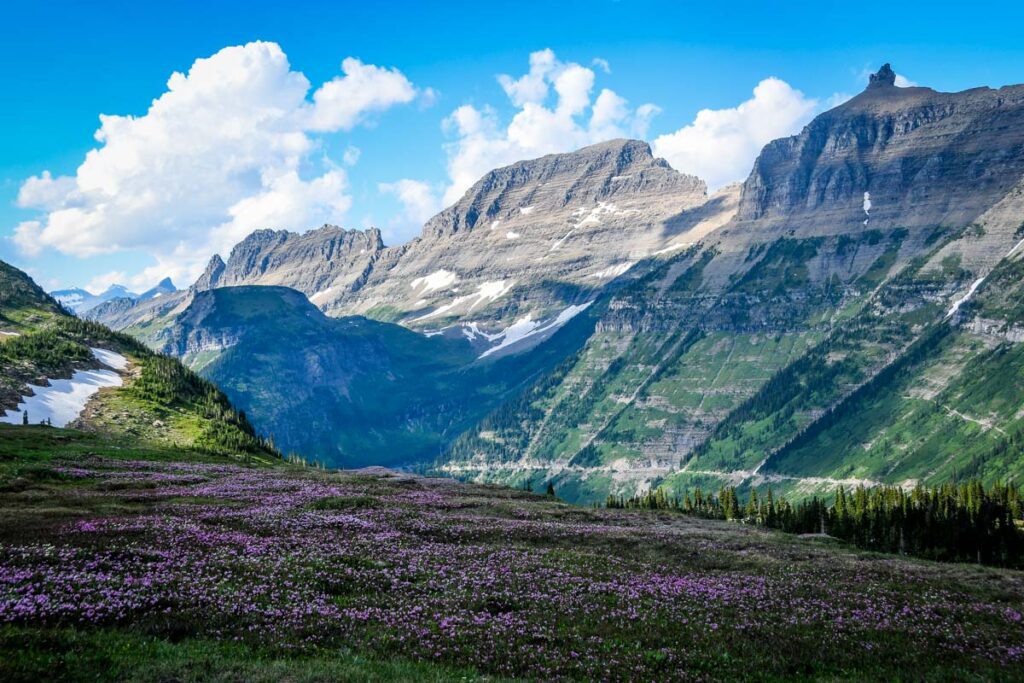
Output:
[
  {"xmin": 410, "ymin": 269, "xmax": 459, "ymax": 294},
  {"xmin": 415, "ymin": 280, "xmax": 515, "ymax": 321},
  {"xmin": 308, "ymin": 286, "xmax": 338, "ymax": 303},
  {"xmin": 591, "ymin": 263, "xmax": 634, "ymax": 280},
  {"xmin": 0, "ymin": 348, "xmax": 127, "ymax": 427},
  {"xmin": 479, "ymin": 302, "xmax": 593, "ymax": 359},
  {"xmin": 92, "ymin": 348, "xmax": 129, "ymax": 371}
]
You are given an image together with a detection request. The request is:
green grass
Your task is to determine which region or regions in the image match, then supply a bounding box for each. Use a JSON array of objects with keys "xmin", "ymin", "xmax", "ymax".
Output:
[
  {"xmin": 0, "ymin": 626, "xmax": 501, "ymax": 683},
  {"xmin": 768, "ymin": 331, "xmax": 1024, "ymax": 484},
  {"xmin": 3, "ymin": 430, "xmax": 1024, "ymax": 680}
]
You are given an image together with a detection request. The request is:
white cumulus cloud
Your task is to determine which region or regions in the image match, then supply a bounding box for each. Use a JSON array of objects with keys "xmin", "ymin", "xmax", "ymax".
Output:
[
  {"xmin": 652, "ymin": 78, "xmax": 818, "ymax": 190},
  {"xmin": 378, "ymin": 179, "xmax": 444, "ymax": 241},
  {"xmin": 306, "ymin": 57, "xmax": 418, "ymax": 131},
  {"xmin": 13, "ymin": 41, "xmax": 424, "ymax": 288},
  {"xmin": 439, "ymin": 50, "xmax": 659, "ymax": 205}
]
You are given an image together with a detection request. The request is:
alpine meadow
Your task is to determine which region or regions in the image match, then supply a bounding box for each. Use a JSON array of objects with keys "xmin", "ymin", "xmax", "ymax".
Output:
[{"xmin": 2, "ymin": 2, "xmax": 1024, "ymax": 680}]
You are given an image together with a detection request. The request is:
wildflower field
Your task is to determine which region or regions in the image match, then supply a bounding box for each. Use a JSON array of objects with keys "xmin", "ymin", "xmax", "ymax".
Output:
[{"xmin": 1, "ymin": 427, "xmax": 1023, "ymax": 681}]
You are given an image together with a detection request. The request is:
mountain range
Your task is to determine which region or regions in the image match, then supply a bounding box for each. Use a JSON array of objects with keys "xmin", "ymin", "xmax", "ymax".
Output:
[
  {"xmin": 52, "ymin": 277, "xmax": 177, "ymax": 314},
  {"xmin": 74, "ymin": 65, "xmax": 1024, "ymax": 501}
]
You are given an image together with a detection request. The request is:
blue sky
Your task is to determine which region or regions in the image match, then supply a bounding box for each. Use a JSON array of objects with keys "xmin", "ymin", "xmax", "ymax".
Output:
[{"xmin": 4, "ymin": 0, "xmax": 1024, "ymax": 292}]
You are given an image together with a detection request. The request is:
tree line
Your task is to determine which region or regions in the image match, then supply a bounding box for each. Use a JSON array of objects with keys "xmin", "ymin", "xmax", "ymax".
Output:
[{"xmin": 607, "ymin": 480, "xmax": 1024, "ymax": 567}]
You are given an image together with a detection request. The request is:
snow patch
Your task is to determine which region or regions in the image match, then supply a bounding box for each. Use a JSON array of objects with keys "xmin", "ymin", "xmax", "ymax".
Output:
[
  {"xmin": 505, "ymin": 231, "xmax": 521, "ymax": 240},
  {"xmin": 519, "ymin": 206, "xmax": 535, "ymax": 215},
  {"xmin": 945, "ymin": 277, "xmax": 986, "ymax": 319},
  {"xmin": 410, "ymin": 269, "xmax": 458, "ymax": 295},
  {"xmin": 0, "ymin": 348, "xmax": 128, "ymax": 427},
  {"xmin": 309, "ymin": 286, "xmax": 337, "ymax": 303},
  {"xmin": 461, "ymin": 322, "xmax": 503, "ymax": 343},
  {"xmin": 653, "ymin": 241, "xmax": 693, "ymax": 256},
  {"xmin": 474, "ymin": 281, "xmax": 514, "ymax": 306},
  {"xmin": 415, "ymin": 280, "xmax": 515, "ymax": 321},
  {"xmin": 944, "ymin": 237, "xmax": 1024, "ymax": 321},
  {"xmin": 92, "ymin": 348, "xmax": 129, "ymax": 371},
  {"xmin": 591, "ymin": 263, "xmax": 634, "ymax": 280},
  {"xmin": 862, "ymin": 192, "xmax": 872, "ymax": 226},
  {"xmin": 490, "ymin": 220, "xmax": 502, "ymax": 231},
  {"xmin": 479, "ymin": 302, "xmax": 593, "ymax": 359},
  {"xmin": 549, "ymin": 229, "xmax": 575, "ymax": 253},
  {"xmin": 1008, "ymin": 236, "xmax": 1024, "ymax": 259}
]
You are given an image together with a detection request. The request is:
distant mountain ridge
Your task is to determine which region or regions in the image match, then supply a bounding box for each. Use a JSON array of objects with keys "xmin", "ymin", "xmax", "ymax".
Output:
[
  {"xmin": 82, "ymin": 65, "xmax": 1024, "ymax": 501},
  {"xmin": 54, "ymin": 278, "xmax": 178, "ymax": 315},
  {"xmin": 90, "ymin": 139, "xmax": 737, "ymax": 357},
  {"xmin": 52, "ymin": 284, "xmax": 138, "ymax": 314}
]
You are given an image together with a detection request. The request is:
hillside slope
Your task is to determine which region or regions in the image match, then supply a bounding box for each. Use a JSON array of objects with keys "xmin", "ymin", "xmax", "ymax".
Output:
[{"xmin": 0, "ymin": 260, "xmax": 276, "ymax": 459}]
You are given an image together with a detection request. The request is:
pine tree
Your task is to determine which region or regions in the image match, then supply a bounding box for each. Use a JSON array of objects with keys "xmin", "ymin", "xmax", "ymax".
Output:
[{"xmin": 546, "ymin": 482, "xmax": 556, "ymax": 497}]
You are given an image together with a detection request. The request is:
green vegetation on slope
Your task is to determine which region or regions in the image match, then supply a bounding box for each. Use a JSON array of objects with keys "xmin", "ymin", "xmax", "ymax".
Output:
[
  {"xmin": 176, "ymin": 286, "xmax": 602, "ymax": 468},
  {"xmin": 0, "ymin": 260, "xmax": 276, "ymax": 459},
  {"xmin": 611, "ymin": 480, "xmax": 1024, "ymax": 567}
]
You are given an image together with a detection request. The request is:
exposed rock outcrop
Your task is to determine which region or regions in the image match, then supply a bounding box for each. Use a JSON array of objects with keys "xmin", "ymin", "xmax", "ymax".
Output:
[{"xmin": 335, "ymin": 139, "xmax": 722, "ymax": 332}]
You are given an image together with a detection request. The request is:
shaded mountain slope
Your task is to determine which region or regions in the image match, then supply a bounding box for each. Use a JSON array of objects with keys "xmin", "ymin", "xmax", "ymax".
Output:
[{"xmin": 161, "ymin": 285, "xmax": 603, "ymax": 467}]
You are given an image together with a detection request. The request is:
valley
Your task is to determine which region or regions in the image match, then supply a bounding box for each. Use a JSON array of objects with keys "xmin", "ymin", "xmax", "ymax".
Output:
[
  {"xmin": 61, "ymin": 66, "xmax": 1024, "ymax": 506},
  {"xmin": 1, "ymin": 21, "xmax": 1024, "ymax": 678}
]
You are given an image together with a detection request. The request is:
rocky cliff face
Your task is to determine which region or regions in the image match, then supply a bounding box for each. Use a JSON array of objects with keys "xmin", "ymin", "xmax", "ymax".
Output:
[
  {"xmin": 331, "ymin": 139, "xmax": 728, "ymax": 345},
  {"xmin": 732, "ymin": 65, "xmax": 1024, "ymax": 237},
  {"xmin": 208, "ymin": 140, "xmax": 729, "ymax": 349},
  {"xmin": 443, "ymin": 66, "xmax": 1024, "ymax": 502},
  {"xmin": 197, "ymin": 225, "xmax": 384, "ymax": 300}
]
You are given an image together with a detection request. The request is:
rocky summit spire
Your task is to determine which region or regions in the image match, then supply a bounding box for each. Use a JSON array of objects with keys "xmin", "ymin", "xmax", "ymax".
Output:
[
  {"xmin": 867, "ymin": 63, "xmax": 897, "ymax": 89},
  {"xmin": 192, "ymin": 254, "xmax": 225, "ymax": 292}
]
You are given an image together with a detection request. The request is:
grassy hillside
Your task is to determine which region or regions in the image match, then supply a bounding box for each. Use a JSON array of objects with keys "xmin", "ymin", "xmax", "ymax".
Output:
[
  {"xmin": 1, "ymin": 429, "xmax": 1023, "ymax": 681},
  {"xmin": 0, "ymin": 260, "xmax": 277, "ymax": 460}
]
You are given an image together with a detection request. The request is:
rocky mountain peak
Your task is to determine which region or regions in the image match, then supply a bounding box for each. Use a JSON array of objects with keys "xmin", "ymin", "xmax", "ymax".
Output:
[
  {"xmin": 422, "ymin": 138, "xmax": 706, "ymax": 239},
  {"xmin": 732, "ymin": 74, "xmax": 1024, "ymax": 236},
  {"xmin": 867, "ymin": 63, "xmax": 897, "ymax": 89},
  {"xmin": 192, "ymin": 254, "xmax": 226, "ymax": 292},
  {"xmin": 208, "ymin": 224, "xmax": 384, "ymax": 303}
]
